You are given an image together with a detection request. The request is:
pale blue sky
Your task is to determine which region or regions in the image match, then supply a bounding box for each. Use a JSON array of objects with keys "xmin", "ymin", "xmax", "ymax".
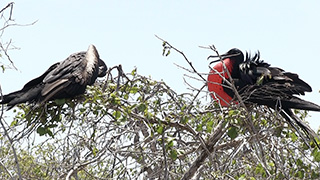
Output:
[{"xmin": 1, "ymin": 1, "xmax": 320, "ymax": 128}]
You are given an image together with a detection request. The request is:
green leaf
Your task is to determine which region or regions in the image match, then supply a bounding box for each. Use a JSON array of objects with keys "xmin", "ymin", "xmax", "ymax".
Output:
[
  {"xmin": 261, "ymin": 119, "xmax": 267, "ymax": 125},
  {"xmin": 113, "ymin": 111, "xmax": 121, "ymax": 120},
  {"xmin": 156, "ymin": 125, "xmax": 164, "ymax": 134},
  {"xmin": 181, "ymin": 116, "xmax": 187, "ymax": 124},
  {"xmin": 256, "ymin": 75, "xmax": 264, "ymax": 85},
  {"xmin": 227, "ymin": 126, "xmax": 238, "ymax": 140},
  {"xmin": 289, "ymin": 132, "xmax": 298, "ymax": 142},
  {"xmin": 311, "ymin": 171, "xmax": 320, "ymax": 179},
  {"xmin": 268, "ymin": 162, "xmax": 274, "ymax": 167},
  {"xmin": 110, "ymin": 94, "xmax": 121, "ymax": 105},
  {"xmin": 54, "ymin": 99, "xmax": 66, "ymax": 105},
  {"xmin": 238, "ymin": 174, "xmax": 246, "ymax": 180},
  {"xmin": 1, "ymin": 65, "xmax": 5, "ymax": 73},
  {"xmin": 166, "ymin": 137, "xmax": 175, "ymax": 149},
  {"xmin": 92, "ymin": 146, "xmax": 99, "ymax": 156},
  {"xmin": 137, "ymin": 103, "xmax": 147, "ymax": 112},
  {"xmin": 228, "ymin": 109, "xmax": 239, "ymax": 116},
  {"xmin": 206, "ymin": 120, "xmax": 213, "ymax": 133},
  {"xmin": 47, "ymin": 128, "xmax": 54, "ymax": 137},
  {"xmin": 296, "ymin": 158, "xmax": 303, "ymax": 166},
  {"xmin": 162, "ymin": 41, "xmax": 166, "ymax": 47},
  {"xmin": 124, "ymin": 94, "xmax": 129, "ymax": 100},
  {"xmin": 10, "ymin": 119, "xmax": 18, "ymax": 126},
  {"xmin": 312, "ymin": 149, "xmax": 320, "ymax": 162},
  {"xmin": 295, "ymin": 170, "xmax": 304, "ymax": 178},
  {"xmin": 165, "ymin": 50, "xmax": 170, "ymax": 56},
  {"xmin": 196, "ymin": 124, "xmax": 202, "ymax": 132},
  {"xmin": 130, "ymin": 86, "xmax": 139, "ymax": 94},
  {"xmin": 48, "ymin": 124, "xmax": 58, "ymax": 128},
  {"xmin": 169, "ymin": 149, "xmax": 178, "ymax": 161},
  {"xmin": 37, "ymin": 127, "xmax": 46, "ymax": 136},
  {"xmin": 255, "ymin": 163, "xmax": 266, "ymax": 175},
  {"xmin": 131, "ymin": 68, "xmax": 137, "ymax": 76}
]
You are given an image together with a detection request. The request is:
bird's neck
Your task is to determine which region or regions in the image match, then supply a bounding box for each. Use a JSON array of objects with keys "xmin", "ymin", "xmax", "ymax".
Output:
[{"xmin": 84, "ymin": 46, "xmax": 100, "ymax": 84}]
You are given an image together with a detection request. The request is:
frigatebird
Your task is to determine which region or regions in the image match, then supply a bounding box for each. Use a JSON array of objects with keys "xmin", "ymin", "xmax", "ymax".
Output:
[
  {"xmin": 207, "ymin": 48, "xmax": 320, "ymax": 148},
  {"xmin": 0, "ymin": 44, "xmax": 107, "ymax": 109}
]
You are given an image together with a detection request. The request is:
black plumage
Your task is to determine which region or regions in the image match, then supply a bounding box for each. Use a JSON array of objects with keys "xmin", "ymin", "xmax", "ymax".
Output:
[
  {"xmin": 1, "ymin": 44, "xmax": 107, "ymax": 109},
  {"xmin": 226, "ymin": 49, "xmax": 319, "ymax": 111},
  {"xmin": 209, "ymin": 48, "xmax": 320, "ymax": 148}
]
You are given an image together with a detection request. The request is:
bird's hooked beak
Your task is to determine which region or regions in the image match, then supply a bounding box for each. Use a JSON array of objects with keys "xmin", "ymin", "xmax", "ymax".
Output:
[{"xmin": 207, "ymin": 51, "xmax": 242, "ymax": 65}]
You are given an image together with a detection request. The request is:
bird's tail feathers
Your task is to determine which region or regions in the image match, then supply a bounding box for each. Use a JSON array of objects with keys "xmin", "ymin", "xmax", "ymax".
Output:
[
  {"xmin": 283, "ymin": 97, "xmax": 320, "ymax": 112},
  {"xmin": 281, "ymin": 109, "xmax": 320, "ymax": 149},
  {"xmin": 0, "ymin": 87, "xmax": 41, "ymax": 110},
  {"xmin": 1, "ymin": 90, "xmax": 23, "ymax": 104},
  {"xmin": 0, "ymin": 91, "xmax": 23, "ymax": 110}
]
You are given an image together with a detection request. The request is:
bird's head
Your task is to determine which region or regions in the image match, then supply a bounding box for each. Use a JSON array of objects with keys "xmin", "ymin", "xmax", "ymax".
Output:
[
  {"xmin": 207, "ymin": 48, "xmax": 244, "ymax": 107},
  {"xmin": 208, "ymin": 48, "xmax": 244, "ymax": 65},
  {"xmin": 85, "ymin": 44, "xmax": 108, "ymax": 77},
  {"xmin": 98, "ymin": 59, "xmax": 108, "ymax": 77}
]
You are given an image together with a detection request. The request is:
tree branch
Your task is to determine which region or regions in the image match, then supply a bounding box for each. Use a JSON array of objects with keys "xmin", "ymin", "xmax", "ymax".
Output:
[
  {"xmin": 181, "ymin": 120, "xmax": 228, "ymax": 180},
  {"xmin": 0, "ymin": 85, "xmax": 22, "ymax": 179},
  {"xmin": 155, "ymin": 35, "xmax": 206, "ymax": 82}
]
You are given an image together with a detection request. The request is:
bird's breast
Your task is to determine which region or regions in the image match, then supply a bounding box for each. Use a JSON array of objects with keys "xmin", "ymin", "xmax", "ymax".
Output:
[{"xmin": 207, "ymin": 59, "xmax": 235, "ymax": 106}]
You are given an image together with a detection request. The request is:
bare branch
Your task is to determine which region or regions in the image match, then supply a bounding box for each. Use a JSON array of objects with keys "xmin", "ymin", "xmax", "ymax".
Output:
[
  {"xmin": 0, "ymin": 2, "xmax": 13, "ymax": 15},
  {"xmin": 155, "ymin": 35, "xmax": 206, "ymax": 82},
  {"xmin": 0, "ymin": 85, "xmax": 22, "ymax": 179}
]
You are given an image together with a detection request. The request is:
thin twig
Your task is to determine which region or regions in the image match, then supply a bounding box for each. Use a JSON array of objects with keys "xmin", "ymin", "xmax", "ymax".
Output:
[
  {"xmin": 0, "ymin": 85, "xmax": 22, "ymax": 179},
  {"xmin": 0, "ymin": 159, "xmax": 13, "ymax": 179},
  {"xmin": 0, "ymin": 2, "xmax": 13, "ymax": 15},
  {"xmin": 155, "ymin": 35, "xmax": 206, "ymax": 82},
  {"xmin": 0, "ymin": 39, "xmax": 17, "ymax": 70},
  {"xmin": 162, "ymin": 130, "xmax": 169, "ymax": 180}
]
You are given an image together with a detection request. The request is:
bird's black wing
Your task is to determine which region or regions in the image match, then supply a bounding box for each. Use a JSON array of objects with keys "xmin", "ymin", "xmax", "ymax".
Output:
[
  {"xmin": 229, "ymin": 50, "xmax": 320, "ymax": 149},
  {"xmin": 40, "ymin": 52, "xmax": 86, "ymax": 102},
  {"xmin": 43, "ymin": 52, "xmax": 85, "ymax": 84},
  {"xmin": 238, "ymin": 67, "xmax": 319, "ymax": 111},
  {"xmin": 0, "ymin": 63, "xmax": 60, "ymax": 107},
  {"xmin": 238, "ymin": 65, "xmax": 320, "ymax": 148},
  {"xmin": 240, "ymin": 83, "xmax": 320, "ymax": 111},
  {"xmin": 22, "ymin": 62, "xmax": 60, "ymax": 91},
  {"xmin": 242, "ymin": 82, "xmax": 320, "ymax": 149},
  {"xmin": 235, "ymin": 51, "xmax": 318, "ymax": 111},
  {"xmin": 1, "ymin": 45, "xmax": 105, "ymax": 109},
  {"xmin": 281, "ymin": 72, "xmax": 312, "ymax": 95}
]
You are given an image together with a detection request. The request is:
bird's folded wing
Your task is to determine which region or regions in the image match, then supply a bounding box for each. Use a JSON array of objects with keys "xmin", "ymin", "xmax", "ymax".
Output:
[
  {"xmin": 22, "ymin": 63, "xmax": 60, "ymax": 90},
  {"xmin": 43, "ymin": 53, "xmax": 84, "ymax": 83},
  {"xmin": 41, "ymin": 79, "xmax": 71, "ymax": 102},
  {"xmin": 240, "ymin": 84, "xmax": 320, "ymax": 111}
]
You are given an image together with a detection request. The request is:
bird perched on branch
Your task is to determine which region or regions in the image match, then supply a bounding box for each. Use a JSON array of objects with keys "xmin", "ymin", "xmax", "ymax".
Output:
[
  {"xmin": 207, "ymin": 48, "xmax": 320, "ymax": 148},
  {"xmin": 0, "ymin": 44, "xmax": 107, "ymax": 109}
]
